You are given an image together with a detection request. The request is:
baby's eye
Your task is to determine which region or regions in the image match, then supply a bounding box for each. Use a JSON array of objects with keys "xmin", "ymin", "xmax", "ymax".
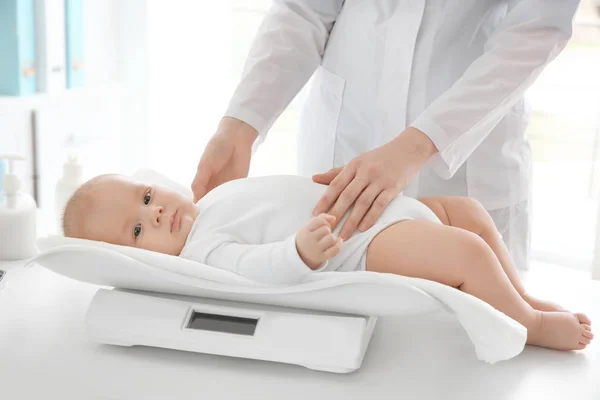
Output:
[
  {"xmin": 133, "ymin": 224, "xmax": 142, "ymax": 239},
  {"xmin": 143, "ymin": 191, "xmax": 151, "ymax": 205}
]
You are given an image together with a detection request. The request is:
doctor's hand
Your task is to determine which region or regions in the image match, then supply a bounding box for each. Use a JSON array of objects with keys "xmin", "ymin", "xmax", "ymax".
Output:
[
  {"xmin": 311, "ymin": 127, "xmax": 438, "ymax": 241},
  {"xmin": 191, "ymin": 117, "xmax": 258, "ymax": 202},
  {"xmin": 296, "ymin": 214, "xmax": 344, "ymax": 270}
]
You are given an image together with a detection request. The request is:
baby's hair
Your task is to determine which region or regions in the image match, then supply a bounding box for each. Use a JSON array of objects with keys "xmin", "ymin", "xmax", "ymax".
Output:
[{"xmin": 62, "ymin": 173, "xmax": 121, "ymax": 238}]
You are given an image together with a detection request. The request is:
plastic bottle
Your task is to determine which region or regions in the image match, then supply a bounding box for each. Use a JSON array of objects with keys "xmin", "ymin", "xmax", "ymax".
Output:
[
  {"xmin": 0, "ymin": 154, "xmax": 37, "ymax": 260},
  {"xmin": 55, "ymin": 153, "xmax": 83, "ymax": 232}
]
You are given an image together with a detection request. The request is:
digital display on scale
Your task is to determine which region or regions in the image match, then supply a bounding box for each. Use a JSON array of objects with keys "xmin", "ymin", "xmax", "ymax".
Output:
[{"xmin": 187, "ymin": 311, "xmax": 258, "ymax": 336}]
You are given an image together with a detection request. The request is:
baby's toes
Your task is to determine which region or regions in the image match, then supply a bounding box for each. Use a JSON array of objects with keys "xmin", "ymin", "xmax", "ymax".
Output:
[
  {"xmin": 576, "ymin": 313, "xmax": 591, "ymax": 325},
  {"xmin": 575, "ymin": 342, "xmax": 587, "ymax": 350},
  {"xmin": 579, "ymin": 335, "xmax": 591, "ymax": 345},
  {"xmin": 582, "ymin": 325, "xmax": 594, "ymax": 340}
]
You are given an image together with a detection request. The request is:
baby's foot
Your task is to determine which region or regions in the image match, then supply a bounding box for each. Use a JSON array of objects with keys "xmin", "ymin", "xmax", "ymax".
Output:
[
  {"xmin": 522, "ymin": 293, "xmax": 592, "ymax": 326},
  {"xmin": 527, "ymin": 311, "xmax": 594, "ymax": 351},
  {"xmin": 522, "ymin": 293, "xmax": 568, "ymax": 312}
]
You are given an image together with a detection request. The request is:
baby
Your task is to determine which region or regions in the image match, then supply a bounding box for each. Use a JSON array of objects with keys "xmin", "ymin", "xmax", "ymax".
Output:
[{"xmin": 63, "ymin": 173, "xmax": 593, "ymax": 353}]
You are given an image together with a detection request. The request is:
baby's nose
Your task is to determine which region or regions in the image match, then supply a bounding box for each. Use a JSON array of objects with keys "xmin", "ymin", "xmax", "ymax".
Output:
[{"xmin": 151, "ymin": 205, "xmax": 164, "ymax": 227}]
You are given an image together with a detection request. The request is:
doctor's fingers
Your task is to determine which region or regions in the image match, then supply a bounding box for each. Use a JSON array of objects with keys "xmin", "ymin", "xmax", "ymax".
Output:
[
  {"xmin": 358, "ymin": 190, "xmax": 398, "ymax": 232},
  {"xmin": 192, "ymin": 157, "xmax": 219, "ymax": 202},
  {"xmin": 312, "ymin": 165, "xmax": 356, "ymax": 217},
  {"xmin": 312, "ymin": 166, "xmax": 344, "ymax": 185},
  {"xmin": 192, "ymin": 135, "xmax": 234, "ymax": 201},
  {"xmin": 338, "ymin": 184, "xmax": 384, "ymax": 240},
  {"xmin": 327, "ymin": 176, "xmax": 371, "ymax": 231},
  {"xmin": 191, "ymin": 168, "xmax": 210, "ymax": 202}
]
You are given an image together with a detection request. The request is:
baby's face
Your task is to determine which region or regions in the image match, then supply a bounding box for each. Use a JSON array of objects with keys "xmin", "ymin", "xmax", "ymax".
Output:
[{"xmin": 87, "ymin": 175, "xmax": 198, "ymax": 255}]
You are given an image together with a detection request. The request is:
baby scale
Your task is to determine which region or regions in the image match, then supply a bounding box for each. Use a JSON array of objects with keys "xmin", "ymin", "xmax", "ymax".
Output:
[{"xmin": 87, "ymin": 288, "xmax": 378, "ymax": 373}]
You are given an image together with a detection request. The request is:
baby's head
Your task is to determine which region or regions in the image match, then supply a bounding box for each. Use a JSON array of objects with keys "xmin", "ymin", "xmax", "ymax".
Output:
[{"xmin": 62, "ymin": 174, "xmax": 199, "ymax": 255}]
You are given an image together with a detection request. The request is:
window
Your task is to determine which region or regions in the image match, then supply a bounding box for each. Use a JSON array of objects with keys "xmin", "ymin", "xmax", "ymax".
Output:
[{"xmin": 527, "ymin": 1, "xmax": 600, "ymax": 270}]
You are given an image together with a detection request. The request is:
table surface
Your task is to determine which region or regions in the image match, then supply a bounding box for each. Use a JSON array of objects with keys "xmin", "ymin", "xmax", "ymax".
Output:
[{"xmin": 1, "ymin": 245, "xmax": 599, "ymax": 400}]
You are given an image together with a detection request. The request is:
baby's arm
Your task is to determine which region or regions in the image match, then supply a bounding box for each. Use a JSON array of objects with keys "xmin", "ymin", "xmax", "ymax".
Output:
[
  {"xmin": 187, "ymin": 229, "xmax": 331, "ymax": 286},
  {"xmin": 296, "ymin": 213, "xmax": 344, "ymax": 269},
  {"xmin": 181, "ymin": 214, "xmax": 343, "ymax": 285}
]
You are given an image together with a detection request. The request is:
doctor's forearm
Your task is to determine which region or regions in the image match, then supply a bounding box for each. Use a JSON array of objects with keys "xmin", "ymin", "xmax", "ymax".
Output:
[
  {"xmin": 218, "ymin": 117, "xmax": 259, "ymax": 147},
  {"xmin": 392, "ymin": 127, "xmax": 439, "ymax": 167}
]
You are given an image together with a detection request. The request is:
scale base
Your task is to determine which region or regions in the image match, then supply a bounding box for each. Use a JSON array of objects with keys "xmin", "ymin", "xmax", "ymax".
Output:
[{"xmin": 86, "ymin": 288, "xmax": 378, "ymax": 373}]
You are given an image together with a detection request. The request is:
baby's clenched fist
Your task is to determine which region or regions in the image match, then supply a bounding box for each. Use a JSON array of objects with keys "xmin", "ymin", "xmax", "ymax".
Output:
[{"xmin": 296, "ymin": 213, "xmax": 344, "ymax": 270}]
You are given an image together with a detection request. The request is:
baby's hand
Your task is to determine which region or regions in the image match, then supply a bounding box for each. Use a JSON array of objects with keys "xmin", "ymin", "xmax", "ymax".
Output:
[{"xmin": 296, "ymin": 213, "xmax": 344, "ymax": 270}]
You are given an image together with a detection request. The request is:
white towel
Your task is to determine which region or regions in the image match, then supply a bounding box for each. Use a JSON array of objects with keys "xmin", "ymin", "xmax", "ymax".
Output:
[{"xmin": 30, "ymin": 234, "xmax": 526, "ymax": 365}]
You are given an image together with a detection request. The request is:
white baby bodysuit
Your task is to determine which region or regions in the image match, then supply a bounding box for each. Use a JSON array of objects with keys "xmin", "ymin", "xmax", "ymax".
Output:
[
  {"xmin": 179, "ymin": 175, "xmax": 441, "ymax": 285},
  {"xmin": 180, "ymin": 175, "xmax": 330, "ymax": 286}
]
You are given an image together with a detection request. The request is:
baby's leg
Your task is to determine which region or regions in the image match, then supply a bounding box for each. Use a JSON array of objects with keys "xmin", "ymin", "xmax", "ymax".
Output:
[
  {"xmin": 365, "ymin": 219, "xmax": 594, "ymax": 350},
  {"xmin": 417, "ymin": 196, "xmax": 574, "ymax": 315}
]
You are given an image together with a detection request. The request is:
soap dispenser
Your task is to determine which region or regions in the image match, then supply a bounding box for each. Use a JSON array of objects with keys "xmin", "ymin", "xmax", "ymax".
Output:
[
  {"xmin": 55, "ymin": 152, "xmax": 83, "ymax": 231},
  {"xmin": 0, "ymin": 154, "xmax": 37, "ymax": 260},
  {"xmin": 0, "ymin": 158, "xmax": 5, "ymax": 193}
]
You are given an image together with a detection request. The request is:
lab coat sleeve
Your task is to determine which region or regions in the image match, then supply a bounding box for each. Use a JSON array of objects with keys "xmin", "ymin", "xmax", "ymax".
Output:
[
  {"xmin": 202, "ymin": 234, "xmax": 328, "ymax": 286},
  {"xmin": 223, "ymin": 0, "xmax": 345, "ymax": 153},
  {"xmin": 410, "ymin": 0, "xmax": 579, "ymax": 179}
]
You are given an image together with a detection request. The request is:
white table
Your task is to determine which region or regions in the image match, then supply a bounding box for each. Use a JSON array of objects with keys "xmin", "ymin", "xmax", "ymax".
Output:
[{"xmin": 1, "ymin": 255, "xmax": 599, "ymax": 400}]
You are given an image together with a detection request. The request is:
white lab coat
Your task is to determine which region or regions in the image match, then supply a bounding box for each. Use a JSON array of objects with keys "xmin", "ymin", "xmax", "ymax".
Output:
[{"xmin": 224, "ymin": 0, "xmax": 579, "ymax": 270}]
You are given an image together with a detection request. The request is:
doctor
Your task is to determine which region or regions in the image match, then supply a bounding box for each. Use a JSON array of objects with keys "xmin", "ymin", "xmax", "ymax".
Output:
[{"xmin": 192, "ymin": 0, "xmax": 580, "ymax": 271}]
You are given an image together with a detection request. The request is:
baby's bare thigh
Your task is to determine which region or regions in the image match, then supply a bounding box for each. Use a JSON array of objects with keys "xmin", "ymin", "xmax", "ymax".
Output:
[
  {"xmin": 365, "ymin": 219, "xmax": 487, "ymax": 287},
  {"xmin": 417, "ymin": 196, "xmax": 493, "ymax": 234}
]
